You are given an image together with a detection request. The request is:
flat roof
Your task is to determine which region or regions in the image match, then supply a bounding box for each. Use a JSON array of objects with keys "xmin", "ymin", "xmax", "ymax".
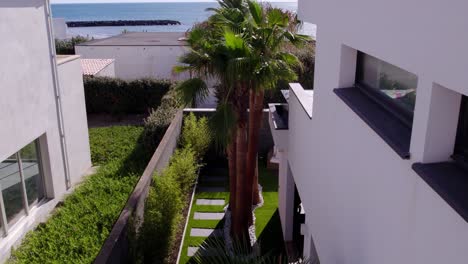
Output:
[{"xmin": 76, "ymin": 32, "xmax": 189, "ymax": 47}]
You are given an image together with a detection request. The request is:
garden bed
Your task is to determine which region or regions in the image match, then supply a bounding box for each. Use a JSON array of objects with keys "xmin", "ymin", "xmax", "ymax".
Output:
[
  {"xmin": 178, "ymin": 159, "xmax": 284, "ymax": 264},
  {"xmin": 9, "ymin": 126, "xmax": 154, "ymax": 263}
]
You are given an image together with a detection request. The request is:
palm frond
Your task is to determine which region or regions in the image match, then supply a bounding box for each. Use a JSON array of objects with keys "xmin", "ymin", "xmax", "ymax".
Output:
[{"xmin": 175, "ymin": 78, "xmax": 209, "ymax": 107}]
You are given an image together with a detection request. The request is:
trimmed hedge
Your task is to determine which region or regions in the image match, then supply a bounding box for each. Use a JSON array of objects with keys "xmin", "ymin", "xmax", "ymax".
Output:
[
  {"xmin": 55, "ymin": 36, "xmax": 90, "ymax": 55},
  {"xmin": 142, "ymin": 88, "xmax": 183, "ymax": 149},
  {"xmin": 134, "ymin": 114, "xmax": 212, "ymax": 264},
  {"xmin": 9, "ymin": 126, "xmax": 152, "ymax": 263},
  {"xmin": 84, "ymin": 76, "xmax": 173, "ymax": 115}
]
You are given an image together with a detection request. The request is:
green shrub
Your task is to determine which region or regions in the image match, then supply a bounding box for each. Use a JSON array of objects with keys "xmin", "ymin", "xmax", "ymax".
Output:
[
  {"xmin": 10, "ymin": 126, "xmax": 152, "ymax": 263},
  {"xmin": 181, "ymin": 113, "xmax": 212, "ymax": 159},
  {"xmin": 84, "ymin": 76, "xmax": 173, "ymax": 115},
  {"xmin": 164, "ymin": 147, "xmax": 200, "ymax": 194},
  {"xmin": 143, "ymin": 89, "xmax": 183, "ymax": 149},
  {"xmin": 55, "ymin": 36, "xmax": 90, "ymax": 55},
  {"xmin": 136, "ymin": 176, "xmax": 183, "ymax": 264},
  {"xmin": 89, "ymin": 126, "xmax": 147, "ymax": 165}
]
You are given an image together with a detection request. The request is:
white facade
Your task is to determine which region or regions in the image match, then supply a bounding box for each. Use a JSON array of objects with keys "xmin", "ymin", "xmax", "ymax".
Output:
[
  {"xmin": 0, "ymin": 2, "xmax": 91, "ymax": 262},
  {"xmin": 272, "ymin": 0, "xmax": 468, "ymax": 263},
  {"xmin": 75, "ymin": 33, "xmax": 190, "ymax": 80}
]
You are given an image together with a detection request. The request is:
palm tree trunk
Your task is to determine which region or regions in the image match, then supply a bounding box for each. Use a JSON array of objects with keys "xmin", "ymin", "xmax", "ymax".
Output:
[
  {"xmin": 246, "ymin": 90, "xmax": 265, "ymax": 219},
  {"xmin": 252, "ymin": 156, "xmax": 261, "ymax": 205},
  {"xmin": 227, "ymin": 134, "xmax": 237, "ymax": 237},
  {"xmin": 233, "ymin": 123, "xmax": 249, "ymax": 240}
]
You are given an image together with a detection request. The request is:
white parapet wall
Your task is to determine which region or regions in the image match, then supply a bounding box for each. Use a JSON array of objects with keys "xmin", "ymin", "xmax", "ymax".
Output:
[
  {"xmin": 52, "ymin": 18, "xmax": 68, "ymax": 40},
  {"xmin": 56, "ymin": 55, "xmax": 92, "ymax": 186}
]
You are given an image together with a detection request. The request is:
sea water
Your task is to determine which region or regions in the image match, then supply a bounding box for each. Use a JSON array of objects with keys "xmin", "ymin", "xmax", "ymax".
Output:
[{"xmin": 51, "ymin": 2, "xmax": 315, "ymax": 38}]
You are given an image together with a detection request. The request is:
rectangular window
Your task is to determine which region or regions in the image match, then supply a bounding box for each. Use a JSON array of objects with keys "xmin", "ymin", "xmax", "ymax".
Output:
[
  {"xmin": 454, "ymin": 95, "xmax": 468, "ymax": 165},
  {"xmin": 0, "ymin": 139, "xmax": 45, "ymax": 236},
  {"xmin": 356, "ymin": 52, "xmax": 418, "ymax": 124}
]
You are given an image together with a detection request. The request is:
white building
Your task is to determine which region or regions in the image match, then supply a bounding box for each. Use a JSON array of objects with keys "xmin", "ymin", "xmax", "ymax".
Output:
[
  {"xmin": 0, "ymin": 1, "xmax": 91, "ymax": 262},
  {"xmin": 75, "ymin": 32, "xmax": 190, "ymax": 80},
  {"xmin": 270, "ymin": 0, "xmax": 468, "ymax": 263}
]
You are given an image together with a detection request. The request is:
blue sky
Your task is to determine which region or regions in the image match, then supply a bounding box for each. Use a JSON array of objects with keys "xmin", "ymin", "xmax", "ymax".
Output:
[{"xmin": 51, "ymin": 0, "xmax": 297, "ymax": 3}]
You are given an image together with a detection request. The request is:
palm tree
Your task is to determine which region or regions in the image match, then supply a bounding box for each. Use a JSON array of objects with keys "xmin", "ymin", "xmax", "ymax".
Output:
[{"xmin": 174, "ymin": 0, "xmax": 311, "ymax": 241}]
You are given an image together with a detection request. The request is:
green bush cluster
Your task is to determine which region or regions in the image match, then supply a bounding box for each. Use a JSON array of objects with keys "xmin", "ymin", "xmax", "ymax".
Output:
[
  {"xmin": 137, "ymin": 176, "xmax": 183, "ymax": 263},
  {"xmin": 181, "ymin": 113, "xmax": 211, "ymax": 159},
  {"xmin": 10, "ymin": 126, "xmax": 152, "ymax": 263},
  {"xmin": 142, "ymin": 89, "xmax": 183, "ymax": 149},
  {"xmin": 84, "ymin": 76, "xmax": 173, "ymax": 115},
  {"xmin": 55, "ymin": 36, "xmax": 90, "ymax": 55},
  {"xmin": 134, "ymin": 114, "xmax": 211, "ymax": 264}
]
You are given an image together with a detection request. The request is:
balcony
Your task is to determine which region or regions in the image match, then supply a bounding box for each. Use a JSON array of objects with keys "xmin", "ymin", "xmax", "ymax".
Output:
[{"xmin": 268, "ymin": 83, "xmax": 313, "ymax": 152}]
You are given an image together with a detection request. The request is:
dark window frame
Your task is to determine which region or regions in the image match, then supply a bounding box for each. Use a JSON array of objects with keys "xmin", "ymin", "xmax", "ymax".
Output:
[{"xmin": 355, "ymin": 52, "xmax": 416, "ymax": 128}]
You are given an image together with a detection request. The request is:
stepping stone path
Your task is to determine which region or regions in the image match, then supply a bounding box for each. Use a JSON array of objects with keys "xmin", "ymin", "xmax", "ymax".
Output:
[
  {"xmin": 190, "ymin": 228, "xmax": 222, "ymax": 237},
  {"xmin": 196, "ymin": 199, "xmax": 225, "ymax": 206},
  {"xmin": 186, "ymin": 172, "xmax": 227, "ymax": 258},
  {"xmin": 194, "ymin": 212, "xmax": 225, "ymax": 220},
  {"xmin": 187, "ymin": 247, "xmax": 199, "ymax": 257}
]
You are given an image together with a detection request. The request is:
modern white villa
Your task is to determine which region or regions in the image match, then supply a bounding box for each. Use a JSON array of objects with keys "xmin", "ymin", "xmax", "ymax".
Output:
[
  {"xmin": 269, "ymin": 0, "xmax": 468, "ymax": 263},
  {"xmin": 0, "ymin": 1, "xmax": 91, "ymax": 262}
]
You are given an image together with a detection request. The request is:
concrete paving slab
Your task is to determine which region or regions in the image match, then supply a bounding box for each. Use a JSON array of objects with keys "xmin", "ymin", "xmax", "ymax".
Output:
[
  {"xmin": 194, "ymin": 212, "xmax": 225, "ymax": 220},
  {"xmin": 190, "ymin": 228, "xmax": 222, "ymax": 237},
  {"xmin": 196, "ymin": 199, "xmax": 225, "ymax": 206},
  {"xmin": 188, "ymin": 247, "xmax": 199, "ymax": 257}
]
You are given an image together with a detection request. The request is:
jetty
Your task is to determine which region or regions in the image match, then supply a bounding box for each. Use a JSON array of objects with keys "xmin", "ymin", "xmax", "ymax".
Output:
[{"xmin": 66, "ymin": 20, "xmax": 181, "ymax": 27}]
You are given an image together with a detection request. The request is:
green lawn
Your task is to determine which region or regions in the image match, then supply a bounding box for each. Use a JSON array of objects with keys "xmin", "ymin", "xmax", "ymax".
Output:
[
  {"xmin": 178, "ymin": 164, "xmax": 284, "ymax": 264},
  {"xmin": 10, "ymin": 126, "xmax": 153, "ymax": 263}
]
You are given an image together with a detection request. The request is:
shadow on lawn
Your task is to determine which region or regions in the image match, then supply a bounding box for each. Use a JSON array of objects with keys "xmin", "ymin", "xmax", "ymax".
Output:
[{"xmin": 257, "ymin": 209, "xmax": 285, "ymax": 257}]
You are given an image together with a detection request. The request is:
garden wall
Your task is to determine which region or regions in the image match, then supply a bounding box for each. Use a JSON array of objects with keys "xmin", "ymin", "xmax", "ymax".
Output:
[{"xmin": 94, "ymin": 110, "xmax": 183, "ymax": 264}]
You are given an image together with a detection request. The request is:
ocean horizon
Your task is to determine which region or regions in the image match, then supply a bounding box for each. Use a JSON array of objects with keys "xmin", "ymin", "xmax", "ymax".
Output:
[{"xmin": 51, "ymin": 2, "xmax": 316, "ymax": 38}]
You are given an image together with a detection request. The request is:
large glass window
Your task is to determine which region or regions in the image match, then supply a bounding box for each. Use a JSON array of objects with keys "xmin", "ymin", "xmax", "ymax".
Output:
[
  {"xmin": 454, "ymin": 96, "xmax": 468, "ymax": 164},
  {"xmin": 0, "ymin": 139, "xmax": 45, "ymax": 236},
  {"xmin": 0, "ymin": 154, "xmax": 26, "ymax": 225},
  {"xmin": 356, "ymin": 52, "xmax": 418, "ymax": 115},
  {"xmin": 20, "ymin": 142, "xmax": 45, "ymax": 206}
]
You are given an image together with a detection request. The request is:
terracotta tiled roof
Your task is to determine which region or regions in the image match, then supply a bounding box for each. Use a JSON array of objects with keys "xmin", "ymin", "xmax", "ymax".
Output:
[{"xmin": 81, "ymin": 59, "xmax": 114, "ymax": 76}]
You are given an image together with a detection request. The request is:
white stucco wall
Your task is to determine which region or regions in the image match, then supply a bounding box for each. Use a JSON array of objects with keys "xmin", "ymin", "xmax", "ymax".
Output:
[
  {"xmin": 0, "ymin": 2, "xmax": 90, "ymax": 262},
  {"xmin": 57, "ymin": 56, "xmax": 92, "ymax": 185},
  {"xmin": 290, "ymin": 0, "xmax": 468, "ymax": 263},
  {"xmin": 52, "ymin": 17, "xmax": 67, "ymax": 40},
  {"xmin": 75, "ymin": 45, "xmax": 189, "ymax": 80}
]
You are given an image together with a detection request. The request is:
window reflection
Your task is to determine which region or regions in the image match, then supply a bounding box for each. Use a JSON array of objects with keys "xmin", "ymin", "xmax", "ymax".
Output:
[
  {"xmin": 20, "ymin": 142, "xmax": 44, "ymax": 206},
  {"xmin": 357, "ymin": 52, "xmax": 418, "ymax": 113},
  {"xmin": 0, "ymin": 154, "xmax": 25, "ymax": 225}
]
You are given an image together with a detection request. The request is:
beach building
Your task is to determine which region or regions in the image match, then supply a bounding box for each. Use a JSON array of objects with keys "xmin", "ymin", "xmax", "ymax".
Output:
[
  {"xmin": 75, "ymin": 32, "xmax": 190, "ymax": 80},
  {"xmin": 0, "ymin": 1, "xmax": 91, "ymax": 261},
  {"xmin": 270, "ymin": 0, "xmax": 468, "ymax": 263}
]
